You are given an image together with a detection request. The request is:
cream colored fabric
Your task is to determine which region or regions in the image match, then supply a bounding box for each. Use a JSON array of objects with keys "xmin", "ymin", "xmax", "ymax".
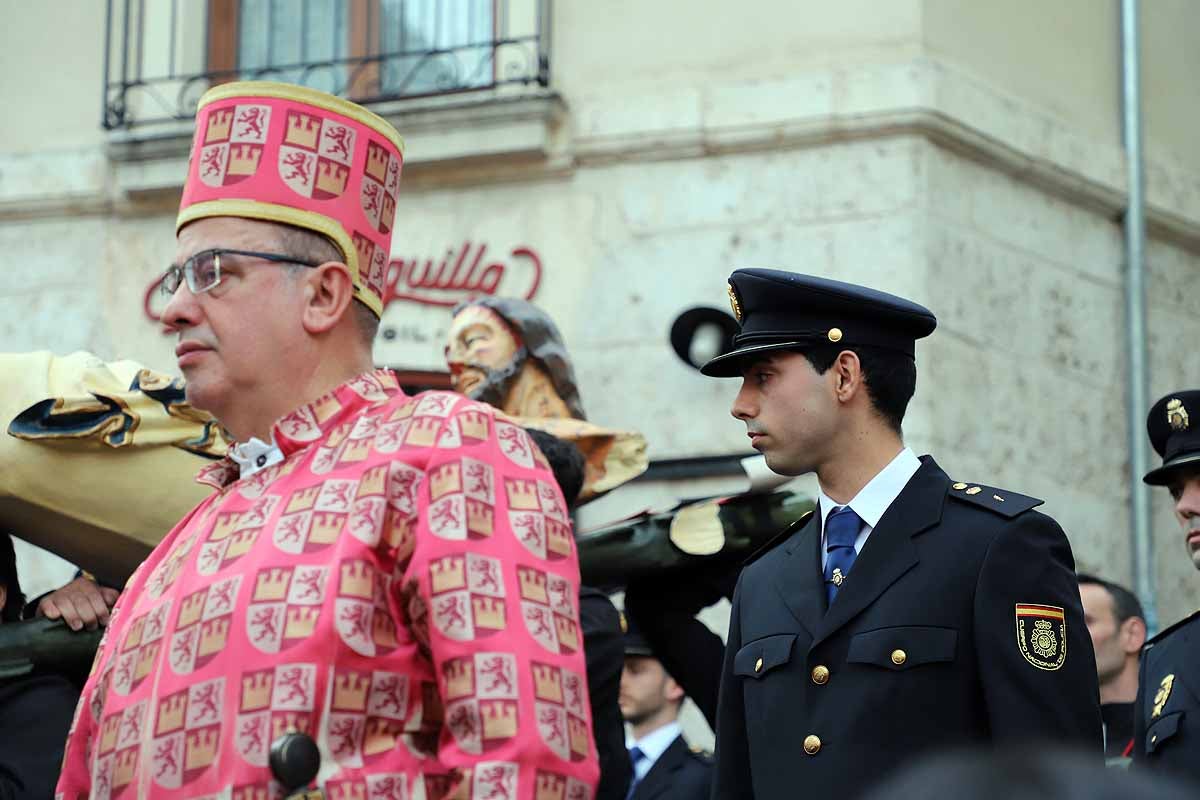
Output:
[{"xmin": 1, "ymin": 351, "xmax": 227, "ymax": 583}]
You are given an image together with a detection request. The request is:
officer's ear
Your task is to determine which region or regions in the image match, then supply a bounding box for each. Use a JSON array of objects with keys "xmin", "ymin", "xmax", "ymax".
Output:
[
  {"xmin": 1119, "ymin": 615, "xmax": 1147, "ymax": 655},
  {"xmin": 663, "ymin": 674, "xmax": 685, "ymax": 706},
  {"xmin": 830, "ymin": 350, "xmax": 866, "ymax": 405}
]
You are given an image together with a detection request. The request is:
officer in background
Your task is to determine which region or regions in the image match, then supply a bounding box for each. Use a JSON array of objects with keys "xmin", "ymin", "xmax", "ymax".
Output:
[
  {"xmin": 619, "ymin": 620, "xmax": 712, "ymax": 800},
  {"xmin": 1134, "ymin": 390, "xmax": 1200, "ymax": 784},
  {"xmin": 703, "ymin": 269, "xmax": 1102, "ymax": 799}
]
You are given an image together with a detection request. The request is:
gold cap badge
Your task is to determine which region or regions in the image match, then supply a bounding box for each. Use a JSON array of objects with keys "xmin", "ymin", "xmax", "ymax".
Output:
[
  {"xmin": 1167, "ymin": 398, "xmax": 1189, "ymax": 431},
  {"xmin": 727, "ymin": 283, "xmax": 743, "ymax": 322}
]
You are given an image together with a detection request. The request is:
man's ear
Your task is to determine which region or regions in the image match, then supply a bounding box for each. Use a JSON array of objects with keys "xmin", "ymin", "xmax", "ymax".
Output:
[
  {"xmin": 0, "ymin": 585, "xmax": 7, "ymax": 615},
  {"xmin": 831, "ymin": 350, "xmax": 865, "ymax": 403},
  {"xmin": 1120, "ymin": 615, "xmax": 1147, "ymax": 655},
  {"xmin": 663, "ymin": 675, "xmax": 685, "ymax": 704},
  {"xmin": 301, "ymin": 262, "xmax": 357, "ymax": 334}
]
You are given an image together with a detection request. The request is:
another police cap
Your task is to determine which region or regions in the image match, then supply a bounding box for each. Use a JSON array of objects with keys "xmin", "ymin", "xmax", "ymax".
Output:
[
  {"xmin": 701, "ymin": 268, "xmax": 937, "ymax": 377},
  {"xmin": 622, "ymin": 616, "xmax": 655, "ymax": 658},
  {"xmin": 1144, "ymin": 390, "xmax": 1200, "ymax": 485}
]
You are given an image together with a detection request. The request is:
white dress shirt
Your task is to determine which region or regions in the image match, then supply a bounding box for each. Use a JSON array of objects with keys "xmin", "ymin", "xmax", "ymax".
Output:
[
  {"xmin": 628, "ymin": 720, "xmax": 682, "ymax": 782},
  {"xmin": 817, "ymin": 447, "xmax": 921, "ymax": 569}
]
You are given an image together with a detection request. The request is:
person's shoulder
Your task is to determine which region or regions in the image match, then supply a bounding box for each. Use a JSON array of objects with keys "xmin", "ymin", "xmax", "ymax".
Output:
[
  {"xmin": 1146, "ymin": 609, "xmax": 1200, "ymax": 649},
  {"xmin": 387, "ymin": 391, "xmax": 505, "ymax": 445},
  {"xmin": 743, "ymin": 509, "xmax": 815, "ymax": 573},
  {"xmin": 683, "ymin": 741, "xmax": 714, "ymax": 768},
  {"xmin": 944, "ymin": 480, "xmax": 1044, "ymax": 520},
  {"xmin": 389, "ymin": 389, "xmax": 483, "ymax": 417}
]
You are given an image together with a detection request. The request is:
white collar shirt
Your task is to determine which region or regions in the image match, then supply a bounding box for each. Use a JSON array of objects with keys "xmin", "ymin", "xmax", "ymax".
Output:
[
  {"xmin": 817, "ymin": 447, "xmax": 922, "ymax": 569},
  {"xmin": 629, "ymin": 721, "xmax": 682, "ymax": 782},
  {"xmin": 227, "ymin": 435, "xmax": 285, "ymax": 478}
]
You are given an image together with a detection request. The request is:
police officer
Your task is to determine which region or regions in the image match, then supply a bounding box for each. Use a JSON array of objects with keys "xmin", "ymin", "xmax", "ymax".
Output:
[
  {"xmin": 619, "ymin": 621, "xmax": 712, "ymax": 800},
  {"xmin": 703, "ymin": 268, "xmax": 1102, "ymax": 799},
  {"xmin": 1133, "ymin": 390, "xmax": 1200, "ymax": 784}
]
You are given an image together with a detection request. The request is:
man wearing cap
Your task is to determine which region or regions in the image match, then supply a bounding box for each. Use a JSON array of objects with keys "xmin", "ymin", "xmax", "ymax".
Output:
[
  {"xmin": 57, "ymin": 83, "xmax": 598, "ymax": 799},
  {"xmin": 704, "ymin": 269, "xmax": 1101, "ymax": 798},
  {"xmin": 1133, "ymin": 391, "xmax": 1200, "ymax": 784},
  {"xmin": 619, "ymin": 622, "xmax": 712, "ymax": 800}
]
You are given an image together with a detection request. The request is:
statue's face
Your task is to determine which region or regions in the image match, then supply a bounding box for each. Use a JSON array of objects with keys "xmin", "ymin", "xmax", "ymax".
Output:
[{"xmin": 445, "ymin": 305, "xmax": 523, "ymax": 399}]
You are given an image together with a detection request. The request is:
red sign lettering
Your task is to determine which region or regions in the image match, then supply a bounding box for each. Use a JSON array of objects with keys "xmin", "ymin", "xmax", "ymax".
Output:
[{"xmin": 383, "ymin": 241, "xmax": 542, "ymax": 309}]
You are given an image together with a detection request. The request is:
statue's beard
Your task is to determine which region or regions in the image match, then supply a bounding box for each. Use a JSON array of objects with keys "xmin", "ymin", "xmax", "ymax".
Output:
[{"xmin": 462, "ymin": 347, "xmax": 529, "ymax": 409}]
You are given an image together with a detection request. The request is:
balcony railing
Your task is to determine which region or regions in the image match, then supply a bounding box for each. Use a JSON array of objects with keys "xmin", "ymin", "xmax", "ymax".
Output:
[{"xmin": 102, "ymin": 0, "xmax": 551, "ymax": 132}]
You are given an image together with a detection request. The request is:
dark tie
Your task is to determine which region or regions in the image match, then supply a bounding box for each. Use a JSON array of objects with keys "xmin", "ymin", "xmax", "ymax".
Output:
[
  {"xmin": 625, "ymin": 746, "xmax": 646, "ymax": 800},
  {"xmin": 824, "ymin": 506, "xmax": 862, "ymax": 605}
]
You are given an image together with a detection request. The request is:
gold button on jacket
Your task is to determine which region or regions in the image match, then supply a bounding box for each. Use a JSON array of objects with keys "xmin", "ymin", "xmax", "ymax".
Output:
[
  {"xmin": 811, "ymin": 665, "xmax": 830, "ymax": 685},
  {"xmin": 891, "ymin": 649, "xmax": 907, "ymax": 666},
  {"xmin": 803, "ymin": 735, "xmax": 821, "ymax": 755}
]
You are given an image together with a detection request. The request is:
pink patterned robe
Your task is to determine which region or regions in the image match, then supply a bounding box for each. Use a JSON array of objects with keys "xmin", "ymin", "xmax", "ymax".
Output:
[{"xmin": 58, "ymin": 370, "xmax": 599, "ymax": 800}]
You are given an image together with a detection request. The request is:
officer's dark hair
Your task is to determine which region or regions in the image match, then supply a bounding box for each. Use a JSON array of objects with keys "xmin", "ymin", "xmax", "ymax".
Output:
[
  {"xmin": 0, "ymin": 532, "xmax": 25, "ymax": 623},
  {"xmin": 525, "ymin": 429, "xmax": 586, "ymax": 510},
  {"xmin": 1076, "ymin": 573, "xmax": 1145, "ymax": 626},
  {"xmin": 799, "ymin": 344, "xmax": 916, "ymax": 434}
]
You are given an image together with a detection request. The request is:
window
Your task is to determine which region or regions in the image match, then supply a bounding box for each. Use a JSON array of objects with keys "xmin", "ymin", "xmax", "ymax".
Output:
[
  {"xmin": 234, "ymin": 0, "xmax": 494, "ymax": 100},
  {"xmin": 104, "ymin": 0, "xmax": 548, "ymax": 132}
]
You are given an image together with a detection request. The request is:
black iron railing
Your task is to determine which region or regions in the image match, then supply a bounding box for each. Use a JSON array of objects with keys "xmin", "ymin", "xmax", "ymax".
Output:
[{"xmin": 102, "ymin": 0, "xmax": 551, "ymax": 131}]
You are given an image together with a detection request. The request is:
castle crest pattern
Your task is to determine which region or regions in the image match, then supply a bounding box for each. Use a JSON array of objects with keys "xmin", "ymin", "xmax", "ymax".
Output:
[{"xmin": 58, "ymin": 370, "xmax": 598, "ymax": 799}]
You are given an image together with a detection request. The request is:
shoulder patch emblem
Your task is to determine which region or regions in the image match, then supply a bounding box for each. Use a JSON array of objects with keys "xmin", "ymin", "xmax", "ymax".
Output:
[
  {"xmin": 1152, "ymin": 674, "xmax": 1175, "ymax": 718},
  {"xmin": 1015, "ymin": 604, "xmax": 1066, "ymax": 671}
]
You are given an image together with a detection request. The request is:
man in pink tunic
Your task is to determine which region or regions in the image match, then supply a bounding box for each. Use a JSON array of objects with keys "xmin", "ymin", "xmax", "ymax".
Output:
[{"xmin": 57, "ymin": 82, "xmax": 598, "ymax": 800}]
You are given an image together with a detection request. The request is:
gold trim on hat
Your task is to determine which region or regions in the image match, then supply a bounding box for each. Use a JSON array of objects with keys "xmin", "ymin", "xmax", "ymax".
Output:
[
  {"xmin": 197, "ymin": 81, "xmax": 405, "ymax": 155},
  {"xmin": 176, "ymin": 198, "xmax": 384, "ymax": 317}
]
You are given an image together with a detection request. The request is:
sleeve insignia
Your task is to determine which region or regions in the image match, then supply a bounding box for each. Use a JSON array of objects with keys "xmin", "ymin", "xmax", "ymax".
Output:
[
  {"xmin": 1152, "ymin": 674, "xmax": 1175, "ymax": 717},
  {"xmin": 1015, "ymin": 604, "xmax": 1066, "ymax": 671}
]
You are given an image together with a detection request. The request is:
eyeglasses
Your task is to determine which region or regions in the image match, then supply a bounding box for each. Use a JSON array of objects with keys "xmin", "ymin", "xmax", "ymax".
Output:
[{"xmin": 160, "ymin": 249, "xmax": 323, "ymax": 296}]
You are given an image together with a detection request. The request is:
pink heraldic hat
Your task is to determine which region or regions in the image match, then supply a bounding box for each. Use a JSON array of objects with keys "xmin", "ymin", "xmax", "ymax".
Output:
[{"xmin": 177, "ymin": 81, "xmax": 405, "ymax": 317}]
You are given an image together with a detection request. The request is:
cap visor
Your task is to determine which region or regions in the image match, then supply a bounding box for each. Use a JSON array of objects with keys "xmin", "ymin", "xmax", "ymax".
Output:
[
  {"xmin": 1143, "ymin": 452, "xmax": 1200, "ymax": 485},
  {"xmin": 699, "ymin": 341, "xmax": 806, "ymax": 377}
]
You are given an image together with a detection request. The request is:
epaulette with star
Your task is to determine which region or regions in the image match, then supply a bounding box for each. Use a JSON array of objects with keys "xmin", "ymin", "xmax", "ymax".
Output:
[
  {"xmin": 1146, "ymin": 608, "xmax": 1200, "ymax": 647},
  {"xmin": 947, "ymin": 481, "xmax": 1043, "ymax": 518}
]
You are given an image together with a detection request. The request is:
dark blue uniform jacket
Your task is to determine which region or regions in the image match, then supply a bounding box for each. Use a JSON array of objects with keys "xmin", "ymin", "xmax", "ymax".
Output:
[{"xmin": 713, "ymin": 456, "xmax": 1101, "ymax": 799}]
